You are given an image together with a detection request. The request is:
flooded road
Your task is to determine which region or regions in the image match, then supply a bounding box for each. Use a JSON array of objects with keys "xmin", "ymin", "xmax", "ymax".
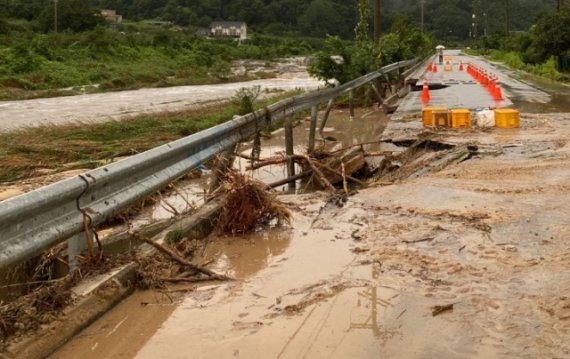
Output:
[
  {"xmin": 52, "ymin": 108, "xmax": 570, "ymax": 358},
  {"xmin": 17, "ymin": 52, "xmax": 570, "ymax": 358},
  {"xmin": 51, "ymin": 109, "xmax": 570, "ymax": 358}
]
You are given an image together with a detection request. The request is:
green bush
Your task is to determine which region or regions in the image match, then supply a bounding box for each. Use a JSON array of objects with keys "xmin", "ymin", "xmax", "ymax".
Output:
[{"xmin": 488, "ymin": 50, "xmax": 564, "ymax": 81}]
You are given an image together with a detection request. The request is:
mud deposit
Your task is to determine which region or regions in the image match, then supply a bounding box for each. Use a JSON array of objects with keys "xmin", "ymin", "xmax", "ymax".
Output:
[{"xmin": 50, "ymin": 112, "xmax": 570, "ymax": 358}]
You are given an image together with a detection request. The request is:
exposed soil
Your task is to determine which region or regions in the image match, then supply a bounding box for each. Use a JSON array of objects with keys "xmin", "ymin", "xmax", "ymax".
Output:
[
  {"xmin": 46, "ymin": 111, "xmax": 570, "ymax": 358},
  {"xmin": 3, "ymin": 52, "xmax": 570, "ymax": 358}
]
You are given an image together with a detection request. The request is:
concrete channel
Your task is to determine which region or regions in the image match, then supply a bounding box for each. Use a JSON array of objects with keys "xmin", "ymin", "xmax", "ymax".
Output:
[{"xmin": 4, "ymin": 50, "xmax": 570, "ymax": 359}]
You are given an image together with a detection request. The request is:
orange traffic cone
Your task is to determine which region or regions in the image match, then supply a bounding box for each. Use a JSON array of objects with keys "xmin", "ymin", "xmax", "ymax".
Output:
[
  {"xmin": 421, "ymin": 79, "xmax": 431, "ymax": 103},
  {"xmin": 459, "ymin": 61, "xmax": 464, "ymax": 71},
  {"xmin": 494, "ymin": 83, "xmax": 504, "ymax": 101},
  {"xmin": 428, "ymin": 63, "xmax": 433, "ymax": 72},
  {"xmin": 433, "ymin": 63, "xmax": 438, "ymax": 73},
  {"xmin": 481, "ymin": 71, "xmax": 489, "ymax": 85},
  {"xmin": 488, "ymin": 75, "xmax": 496, "ymax": 94}
]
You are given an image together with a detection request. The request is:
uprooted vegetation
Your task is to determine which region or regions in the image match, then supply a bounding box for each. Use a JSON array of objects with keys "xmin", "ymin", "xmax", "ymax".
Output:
[
  {"xmin": 0, "ymin": 252, "xmax": 133, "ymax": 344},
  {"xmin": 215, "ymin": 170, "xmax": 292, "ymax": 235},
  {"xmin": 0, "ymin": 169, "xmax": 294, "ymax": 345},
  {"xmin": 0, "ymin": 235, "xmax": 230, "ymax": 345}
]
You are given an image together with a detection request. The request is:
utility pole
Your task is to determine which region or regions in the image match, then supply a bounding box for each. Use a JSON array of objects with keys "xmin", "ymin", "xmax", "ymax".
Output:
[
  {"xmin": 54, "ymin": 0, "xmax": 58, "ymax": 33},
  {"xmin": 374, "ymin": 0, "xmax": 381, "ymax": 43},
  {"xmin": 505, "ymin": 0, "xmax": 510, "ymax": 36},
  {"xmin": 421, "ymin": 0, "xmax": 425, "ymax": 33}
]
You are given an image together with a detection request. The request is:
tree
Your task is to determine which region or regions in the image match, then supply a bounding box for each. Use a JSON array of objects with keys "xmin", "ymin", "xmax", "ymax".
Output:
[
  {"xmin": 354, "ymin": 0, "xmax": 371, "ymax": 43},
  {"xmin": 298, "ymin": 0, "xmax": 344, "ymax": 37},
  {"xmin": 38, "ymin": 0, "xmax": 104, "ymax": 33},
  {"xmin": 531, "ymin": 5, "xmax": 570, "ymax": 60}
]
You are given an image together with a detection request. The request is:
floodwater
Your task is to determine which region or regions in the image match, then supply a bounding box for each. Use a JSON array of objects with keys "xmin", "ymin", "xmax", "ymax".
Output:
[
  {"xmin": 50, "ymin": 193, "xmax": 380, "ymax": 359},
  {"xmin": 0, "ymin": 61, "xmax": 321, "ymax": 132},
  {"xmin": 107, "ymin": 106, "xmax": 390, "ymax": 233},
  {"xmin": 509, "ymin": 74, "xmax": 570, "ymax": 113},
  {"xmin": 234, "ymin": 106, "xmax": 390, "ymax": 191},
  {"xmin": 13, "ymin": 52, "xmax": 570, "ymax": 358}
]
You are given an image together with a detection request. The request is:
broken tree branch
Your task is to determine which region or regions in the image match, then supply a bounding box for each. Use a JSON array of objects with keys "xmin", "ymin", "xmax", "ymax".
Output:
[
  {"xmin": 267, "ymin": 171, "xmax": 312, "ymax": 189},
  {"xmin": 431, "ymin": 303, "xmax": 454, "ymax": 317},
  {"xmin": 316, "ymin": 162, "xmax": 366, "ymax": 185},
  {"xmin": 299, "ymin": 155, "xmax": 336, "ymax": 192},
  {"xmin": 341, "ymin": 162, "xmax": 348, "ymax": 194},
  {"xmin": 140, "ymin": 238, "xmax": 231, "ymax": 281},
  {"xmin": 403, "ymin": 237, "xmax": 434, "ymax": 244}
]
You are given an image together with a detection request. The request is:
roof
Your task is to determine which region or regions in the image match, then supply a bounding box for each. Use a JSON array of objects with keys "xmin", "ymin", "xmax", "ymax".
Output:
[{"xmin": 210, "ymin": 21, "xmax": 246, "ymax": 28}]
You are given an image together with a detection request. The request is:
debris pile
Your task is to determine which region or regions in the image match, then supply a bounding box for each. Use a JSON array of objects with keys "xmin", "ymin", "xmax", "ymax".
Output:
[{"xmin": 215, "ymin": 170, "xmax": 291, "ymax": 234}]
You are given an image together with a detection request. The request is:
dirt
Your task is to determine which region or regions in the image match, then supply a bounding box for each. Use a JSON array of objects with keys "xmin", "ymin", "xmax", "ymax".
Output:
[
  {"xmin": 4, "ymin": 53, "xmax": 570, "ymax": 357},
  {"xmin": 48, "ymin": 290, "xmax": 179, "ymax": 359},
  {"xmin": 47, "ymin": 110, "xmax": 570, "ymax": 359}
]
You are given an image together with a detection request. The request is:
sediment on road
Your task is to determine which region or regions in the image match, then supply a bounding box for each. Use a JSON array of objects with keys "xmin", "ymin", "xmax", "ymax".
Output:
[{"xmin": 44, "ymin": 111, "xmax": 570, "ymax": 359}]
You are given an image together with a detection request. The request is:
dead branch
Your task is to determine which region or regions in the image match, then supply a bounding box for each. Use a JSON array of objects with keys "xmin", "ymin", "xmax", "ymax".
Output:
[
  {"xmin": 160, "ymin": 276, "xmax": 227, "ymax": 283},
  {"xmin": 156, "ymin": 191, "xmax": 179, "ymax": 216},
  {"xmin": 140, "ymin": 238, "xmax": 231, "ymax": 281},
  {"xmin": 298, "ymin": 155, "xmax": 336, "ymax": 192},
  {"xmin": 267, "ymin": 171, "xmax": 312, "ymax": 189},
  {"xmin": 403, "ymin": 237, "xmax": 434, "ymax": 244},
  {"xmin": 316, "ymin": 162, "xmax": 366, "ymax": 185},
  {"xmin": 246, "ymin": 156, "xmax": 293, "ymax": 170},
  {"xmin": 169, "ymin": 184, "xmax": 196, "ymax": 210},
  {"xmin": 431, "ymin": 303, "xmax": 454, "ymax": 317},
  {"xmin": 341, "ymin": 162, "xmax": 348, "ymax": 194}
]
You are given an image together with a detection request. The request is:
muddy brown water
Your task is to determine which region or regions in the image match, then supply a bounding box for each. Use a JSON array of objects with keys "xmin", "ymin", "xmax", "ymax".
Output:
[
  {"xmin": 12, "ymin": 55, "xmax": 570, "ymax": 358},
  {"xmin": 0, "ymin": 106, "xmax": 389, "ymax": 302},
  {"xmin": 235, "ymin": 107, "xmax": 391, "ymax": 192},
  {"xmin": 510, "ymin": 77, "xmax": 570, "ymax": 113},
  {"xmin": 109, "ymin": 106, "xmax": 391, "ymax": 230},
  {"xmin": 50, "ymin": 111, "xmax": 570, "ymax": 359}
]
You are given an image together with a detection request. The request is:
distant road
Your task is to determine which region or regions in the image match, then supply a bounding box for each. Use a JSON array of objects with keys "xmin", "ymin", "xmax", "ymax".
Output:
[{"xmin": 0, "ymin": 75, "xmax": 321, "ymax": 132}]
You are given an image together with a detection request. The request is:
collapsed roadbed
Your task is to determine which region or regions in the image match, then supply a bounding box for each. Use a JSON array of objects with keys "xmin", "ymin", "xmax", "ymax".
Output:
[{"xmin": 41, "ymin": 111, "xmax": 570, "ymax": 359}]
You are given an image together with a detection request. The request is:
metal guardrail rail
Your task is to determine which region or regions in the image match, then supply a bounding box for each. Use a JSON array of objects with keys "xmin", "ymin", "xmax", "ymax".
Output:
[{"xmin": 0, "ymin": 59, "xmax": 418, "ymax": 270}]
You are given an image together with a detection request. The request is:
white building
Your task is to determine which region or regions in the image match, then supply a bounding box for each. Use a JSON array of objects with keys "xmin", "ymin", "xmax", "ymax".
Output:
[{"xmin": 210, "ymin": 21, "xmax": 247, "ymax": 41}]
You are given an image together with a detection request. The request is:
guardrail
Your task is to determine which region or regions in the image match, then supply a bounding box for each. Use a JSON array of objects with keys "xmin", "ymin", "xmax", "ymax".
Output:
[{"xmin": 0, "ymin": 59, "xmax": 418, "ymax": 270}]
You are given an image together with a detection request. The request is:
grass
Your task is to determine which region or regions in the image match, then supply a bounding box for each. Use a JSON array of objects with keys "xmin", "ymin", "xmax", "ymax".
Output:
[
  {"xmin": 0, "ymin": 90, "xmax": 301, "ymax": 183},
  {"xmin": 469, "ymin": 49, "xmax": 566, "ymax": 82},
  {"xmin": 0, "ymin": 29, "xmax": 322, "ymax": 101}
]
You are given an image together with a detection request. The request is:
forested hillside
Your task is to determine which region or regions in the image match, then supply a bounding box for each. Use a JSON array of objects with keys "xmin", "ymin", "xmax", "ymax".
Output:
[
  {"xmin": 0, "ymin": 0, "xmax": 558, "ymax": 40},
  {"xmin": 91, "ymin": 0, "xmax": 558, "ymax": 39}
]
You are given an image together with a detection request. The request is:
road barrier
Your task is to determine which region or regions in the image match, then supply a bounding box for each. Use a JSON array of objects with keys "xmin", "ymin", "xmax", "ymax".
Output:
[{"xmin": 0, "ymin": 59, "xmax": 418, "ymax": 270}]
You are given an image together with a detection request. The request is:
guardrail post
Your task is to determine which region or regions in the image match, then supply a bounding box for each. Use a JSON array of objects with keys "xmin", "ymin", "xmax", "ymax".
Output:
[
  {"xmin": 370, "ymin": 83, "xmax": 384, "ymax": 105},
  {"xmin": 319, "ymin": 99, "xmax": 335, "ymax": 133},
  {"xmin": 208, "ymin": 145, "xmax": 236, "ymax": 195},
  {"xmin": 349, "ymin": 91, "xmax": 355, "ymax": 117},
  {"xmin": 285, "ymin": 118, "xmax": 296, "ymax": 191},
  {"xmin": 308, "ymin": 105, "xmax": 318, "ymax": 154},
  {"xmin": 67, "ymin": 232, "xmax": 87, "ymax": 271},
  {"xmin": 0, "ymin": 59, "xmax": 419, "ymax": 271}
]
